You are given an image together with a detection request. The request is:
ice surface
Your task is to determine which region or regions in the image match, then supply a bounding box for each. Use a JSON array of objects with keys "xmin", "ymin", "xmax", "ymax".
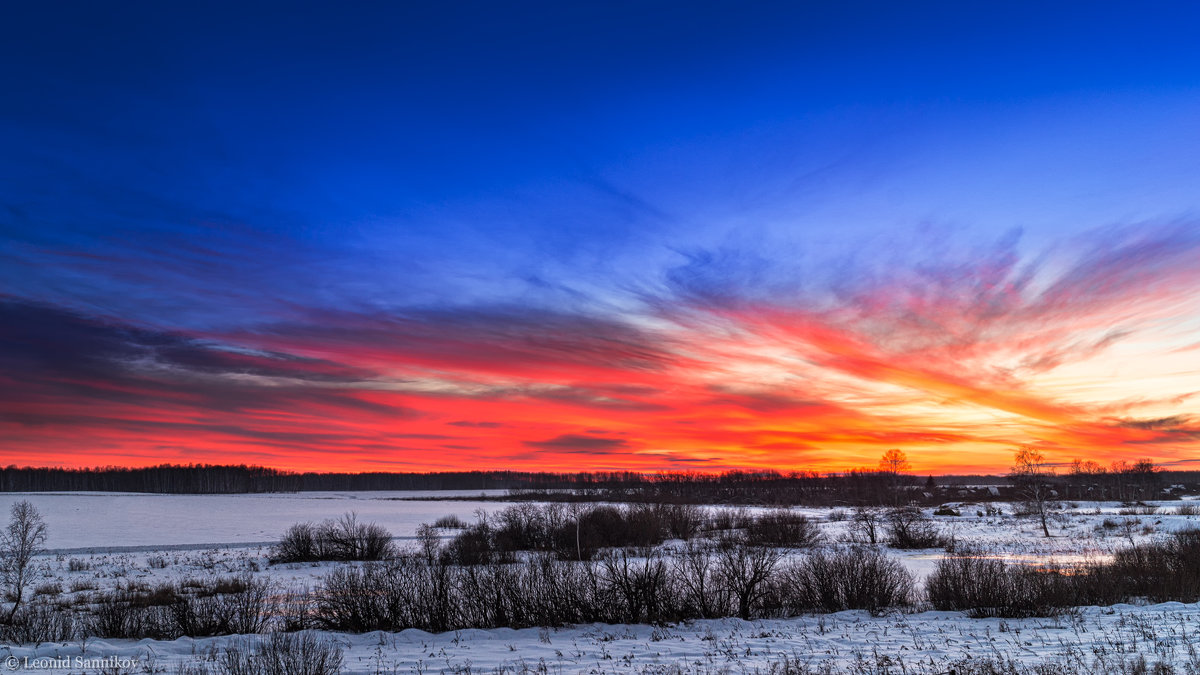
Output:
[{"xmin": 0, "ymin": 491, "xmax": 508, "ymax": 550}]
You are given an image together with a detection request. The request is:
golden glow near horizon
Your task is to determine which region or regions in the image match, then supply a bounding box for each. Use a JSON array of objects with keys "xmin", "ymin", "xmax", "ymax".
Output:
[{"xmin": 3, "ymin": 227, "xmax": 1200, "ymax": 475}]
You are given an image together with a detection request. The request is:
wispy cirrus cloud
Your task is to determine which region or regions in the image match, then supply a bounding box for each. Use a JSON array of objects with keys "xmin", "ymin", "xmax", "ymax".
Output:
[{"xmin": 2, "ymin": 221, "xmax": 1199, "ymax": 473}]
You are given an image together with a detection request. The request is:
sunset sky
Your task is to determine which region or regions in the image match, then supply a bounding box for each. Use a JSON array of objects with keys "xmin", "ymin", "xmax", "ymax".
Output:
[{"xmin": 3, "ymin": 3, "xmax": 1200, "ymax": 474}]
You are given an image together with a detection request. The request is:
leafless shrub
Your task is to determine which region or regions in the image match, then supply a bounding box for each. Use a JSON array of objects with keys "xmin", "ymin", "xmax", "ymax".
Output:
[
  {"xmin": 444, "ymin": 520, "xmax": 502, "ymax": 565},
  {"xmin": 189, "ymin": 575, "xmax": 272, "ymax": 636},
  {"xmin": 0, "ymin": 600, "xmax": 78, "ymax": 643},
  {"xmin": 503, "ymin": 553, "xmax": 601, "ymax": 627},
  {"xmin": 925, "ymin": 550, "xmax": 1075, "ymax": 617},
  {"xmin": 924, "ymin": 529, "xmax": 1200, "ymax": 616},
  {"xmin": 271, "ymin": 513, "xmax": 394, "ymax": 563},
  {"xmin": 672, "ymin": 540, "xmax": 730, "ymax": 619},
  {"xmin": 848, "ymin": 507, "xmax": 883, "ymax": 545},
  {"xmin": 745, "ymin": 509, "xmax": 822, "ymax": 548},
  {"xmin": 715, "ymin": 535, "xmax": 783, "ymax": 620},
  {"xmin": 217, "ymin": 631, "xmax": 343, "ymax": 675},
  {"xmin": 87, "ymin": 575, "xmax": 273, "ymax": 639},
  {"xmin": 575, "ymin": 503, "xmax": 666, "ymax": 553},
  {"xmin": 275, "ymin": 586, "xmax": 314, "ymax": 632},
  {"xmin": 69, "ymin": 578, "xmax": 97, "ymax": 593},
  {"xmin": 318, "ymin": 513, "xmax": 395, "ymax": 561},
  {"xmin": 455, "ymin": 557, "xmax": 524, "ymax": 627},
  {"xmin": 493, "ymin": 502, "xmax": 558, "ymax": 552},
  {"xmin": 446, "ymin": 502, "xmax": 674, "ymax": 562},
  {"xmin": 1086, "ymin": 527, "xmax": 1200, "ymax": 603},
  {"xmin": 600, "ymin": 548, "xmax": 673, "ymax": 624},
  {"xmin": 782, "ymin": 547, "xmax": 914, "ymax": 613},
  {"xmin": 313, "ymin": 563, "xmax": 400, "ymax": 632},
  {"xmin": 271, "ymin": 523, "xmax": 319, "ymax": 563},
  {"xmin": 87, "ymin": 589, "xmax": 166, "ymax": 638},
  {"xmin": 708, "ymin": 508, "xmax": 752, "ymax": 532},
  {"xmin": 657, "ymin": 503, "xmax": 704, "ymax": 540},
  {"xmin": 885, "ymin": 506, "xmax": 946, "ymax": 549},
  {"xmin": 433, "ymin": 514, "xmax": 467, "ymax": 529}
]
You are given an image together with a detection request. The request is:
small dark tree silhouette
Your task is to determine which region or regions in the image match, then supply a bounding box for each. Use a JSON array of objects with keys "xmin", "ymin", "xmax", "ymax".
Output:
[
  {"xmin": 879, "ymin": 449, "xmax": 911, "ymax": 504},
  {"xmin": 879, "ymin": 448, "xmax": 911, "ymax": 475}
]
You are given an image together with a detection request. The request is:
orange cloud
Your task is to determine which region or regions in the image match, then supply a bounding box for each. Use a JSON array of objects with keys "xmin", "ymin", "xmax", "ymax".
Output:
[{"xmin": 3, "ymin": 225, "xmax": 1199, "ymax": 474}]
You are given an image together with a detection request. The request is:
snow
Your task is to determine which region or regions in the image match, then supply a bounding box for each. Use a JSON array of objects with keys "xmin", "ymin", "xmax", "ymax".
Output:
[
  {"xmin": 4, "ymin": 493, "xmax": 1200, "ymax": 672},
  {"xmin": 5, "ymin": 605, "xmax": 1200, "ymax": 673}
]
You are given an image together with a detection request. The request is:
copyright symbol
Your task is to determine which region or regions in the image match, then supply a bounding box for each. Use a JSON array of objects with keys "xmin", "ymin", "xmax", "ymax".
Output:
[{"xmin": 3, "ymin": 655, "xmax": 18, "ymax": 671}]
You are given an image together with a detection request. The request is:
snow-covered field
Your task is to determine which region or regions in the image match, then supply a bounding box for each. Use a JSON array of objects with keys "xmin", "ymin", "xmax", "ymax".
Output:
[
  {"xmin": 5, "ymin": 605, "xmax": 1200, "ymax": 674},
  {"xmin": 3, "ymin": 492, "xmax": 1200, "ymax": 673}
]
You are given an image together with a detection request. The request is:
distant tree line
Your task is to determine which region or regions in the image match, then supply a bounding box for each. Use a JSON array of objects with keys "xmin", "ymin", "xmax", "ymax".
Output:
[
  {"xmin": 526, "ymin": 468, "xmax": 910, "ymax": 506},
  {"xmin": 0, "ymin": 464, "xmax": 904, "ymax": 501},
  {"xmin": 0, "ymin": 465, "xmax": 555, "ymax": 494},
  {"xmin": 1, "ymin": 461, "xmax": 1196, "ymax": 502},
  {"xmin": 1060, "ymin": 458, "xmax": 1175, "ymax": 502}
]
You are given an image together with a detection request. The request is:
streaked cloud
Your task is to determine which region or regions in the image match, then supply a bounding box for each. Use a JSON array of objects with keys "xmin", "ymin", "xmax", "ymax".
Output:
[{"xmin": 3, "ymin": 220, "xmax": 1198, "ymax": 473}]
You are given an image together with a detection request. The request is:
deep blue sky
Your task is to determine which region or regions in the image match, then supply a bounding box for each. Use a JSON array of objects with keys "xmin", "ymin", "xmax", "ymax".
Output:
[
  {"xmin": 4, "ymin": 2, "xmax": 1200, "ymax": 471},
  {"xmin": 5, "ymin": 2, "xmax": 1200, "ymax": 323}
]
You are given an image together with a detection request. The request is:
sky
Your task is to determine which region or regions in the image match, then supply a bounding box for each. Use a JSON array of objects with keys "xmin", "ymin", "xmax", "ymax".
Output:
[{"xmin": 2, "ymin": 2, "xmax": 1200, "ymax": 474}]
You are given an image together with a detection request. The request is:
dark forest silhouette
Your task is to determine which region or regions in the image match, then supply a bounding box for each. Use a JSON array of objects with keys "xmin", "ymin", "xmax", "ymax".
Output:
[{"xmin": 1, "ymin": 462, "xmax": 1194, "ymax": 505}]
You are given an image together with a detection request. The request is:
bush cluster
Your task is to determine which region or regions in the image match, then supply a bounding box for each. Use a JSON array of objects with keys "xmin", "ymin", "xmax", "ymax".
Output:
[
  {"xmin": 885, "ymin": 506, "xmax": 949, "ymax": 549},
  {"xmin": 216, "ymin": 631, "xmax": 343, "ymax": 675},
  {"xmin": 925, "ymin": 552, "xmax": 1076, "ymax": 617},
  {"xmin": 927, "ymin": 529, "xmax": 1200, "ymax": 617},
  {"xmin": 14, "ymin": 507, "xmax": 1200, "ymax": 648},
  {"xmin": 440, "ymin": 503, "xmax": 825, "ymax": 565},
  {"xmin": 0, "ymin": 601, "xmax": 78, "ymax": 643},
  {"xmin": 778, "ymin": 547, "xmax": 914, "ymax": 613},
  {"xmin": 86, "ymin": 575, "xmax": 272, "ymax": 640},
  {"xmin": 308, "ymin": 536, "xmax": 915, "ymax": 632},
  {"xmin": 1085, "ymin": 528, "xmax": 1200, "ymax": 603},
  {"xmin": 442, "ymin": 503, "xmax": 703, "ymax": 563},
  {"xmin": 270, "ymin": 513, "xmax": 394, "ymax": 563},
  {"xmin": 743, "ymin": 509, "xmax": 822, "ymax": 547}
]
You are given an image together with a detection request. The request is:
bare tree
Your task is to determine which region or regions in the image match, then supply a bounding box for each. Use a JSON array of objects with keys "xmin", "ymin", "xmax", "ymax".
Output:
[
  {"xmin": 1, "ymin": 501, "xmax": 47, "ymax": 623},
  {"xmin": 879, "ymin": 448, "xmax": 911, "ymax": 475},
  {"xmin": 879, "ymin": 448, "xmax": 911, "ymax": 504},
  {"xmin": 1011, "ymin": 447, "xmax": 1056, "ymax": 538}
]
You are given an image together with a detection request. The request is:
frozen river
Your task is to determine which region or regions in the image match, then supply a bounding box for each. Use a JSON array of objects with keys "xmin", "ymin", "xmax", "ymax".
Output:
[{"xmin": 0, "ymin": 490, "xmax": 510, "ymax": 550}]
